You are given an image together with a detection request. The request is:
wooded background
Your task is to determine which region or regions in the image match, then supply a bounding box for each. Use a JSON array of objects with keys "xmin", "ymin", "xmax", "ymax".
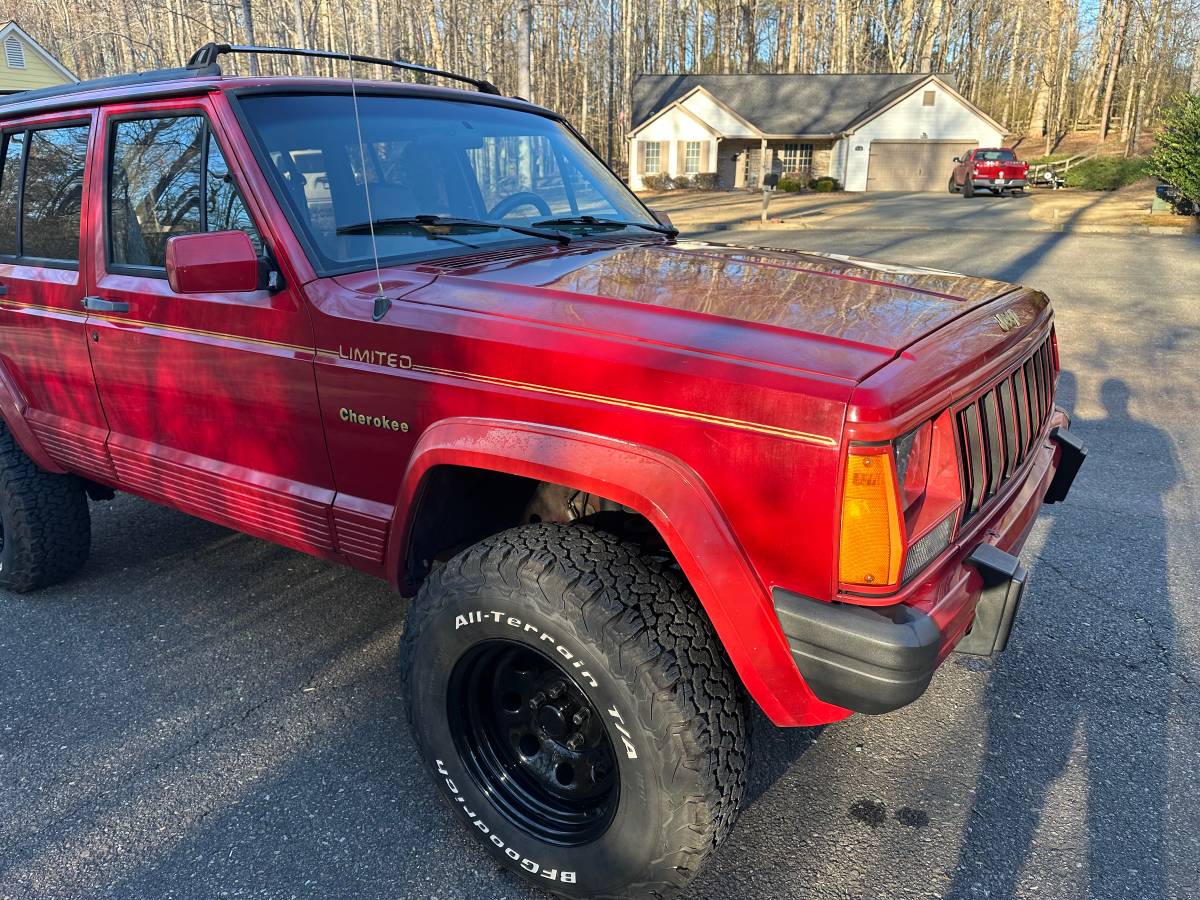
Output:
[{"xmin": 6, "ymin": 0, "xmax": 1200, "ymax": 165}]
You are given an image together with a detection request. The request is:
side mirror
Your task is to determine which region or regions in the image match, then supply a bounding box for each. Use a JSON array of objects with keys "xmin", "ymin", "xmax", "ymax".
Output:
[
  {"xmin": 952, "ymin": 157, "xmax": 961, "ymax": 163},
  {"xmin": 650, "ymin": 208, "xmax": 673, "ymax": 229},
  {"xmin": 166, "ymin": 231, "xmax": 260, "ymax": 294}
]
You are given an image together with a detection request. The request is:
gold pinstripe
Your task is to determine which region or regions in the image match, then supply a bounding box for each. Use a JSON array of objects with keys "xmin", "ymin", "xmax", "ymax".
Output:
[
  {"xmin": 0, "ymin": 299, "xmax": 86, "ymax": 318},
  {"xmin": 0, "ymin": 299, "xmax": 837, "ymax": 448},
  {"xmin": 406, "ymin": 363, "xmax": 839, "ymax": 447}
]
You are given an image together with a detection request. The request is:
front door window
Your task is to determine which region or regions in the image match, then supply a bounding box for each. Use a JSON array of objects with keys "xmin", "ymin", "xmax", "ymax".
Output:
[{"xmin": 108, "ymin": 115, "xmax": 261, "ymax": 273}]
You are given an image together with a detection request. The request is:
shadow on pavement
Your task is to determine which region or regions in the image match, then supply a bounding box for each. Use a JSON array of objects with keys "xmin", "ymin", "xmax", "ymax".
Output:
[{"xmin": 947, "ymin": 375, "xmax": 1177, "ymax": 898}]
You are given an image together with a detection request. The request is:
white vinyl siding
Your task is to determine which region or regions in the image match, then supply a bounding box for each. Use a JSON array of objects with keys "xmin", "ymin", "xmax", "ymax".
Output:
[{"xmin": 842, "ymin": 85, "xmax": 1006, "ymax": 191}]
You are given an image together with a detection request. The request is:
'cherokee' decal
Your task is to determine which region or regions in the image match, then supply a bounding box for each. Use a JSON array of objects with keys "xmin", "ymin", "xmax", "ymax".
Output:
[{"xmin": 339, "ymin": 407, "xmax": 408, "ymax": 432}]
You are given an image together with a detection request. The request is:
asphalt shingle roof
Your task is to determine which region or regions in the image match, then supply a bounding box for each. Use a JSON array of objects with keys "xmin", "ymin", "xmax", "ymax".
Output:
[{"xmin": 632, "ymin": 73, "xmax": 957, "ymax": 136}]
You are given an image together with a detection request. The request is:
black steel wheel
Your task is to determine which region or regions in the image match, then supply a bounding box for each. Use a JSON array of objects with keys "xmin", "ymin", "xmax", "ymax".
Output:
[
  {"xmin": 401, "ymin": 524, "xmax": 749, "ymax": 898},
  {"xmin": 447, "ymin": 640, "xmax": 619, "ymax": 846}
]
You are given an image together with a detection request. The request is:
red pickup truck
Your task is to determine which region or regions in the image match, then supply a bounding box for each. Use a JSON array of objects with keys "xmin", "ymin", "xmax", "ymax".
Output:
[
  {"xmin": 0, "ymin": 44, "xmax": 1084, "ymax": 898},
  {"xmin": 950, "ymin": 148, "xmax": 1030, "ymax": 197}
]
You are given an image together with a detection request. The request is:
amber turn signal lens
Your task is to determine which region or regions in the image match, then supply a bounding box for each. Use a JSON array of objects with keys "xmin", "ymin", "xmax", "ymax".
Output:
[{"xmin": 839, "ymin": 451, "xmax": 903, "ymax": 587}]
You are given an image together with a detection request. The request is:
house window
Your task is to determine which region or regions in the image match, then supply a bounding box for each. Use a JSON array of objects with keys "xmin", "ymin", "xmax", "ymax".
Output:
[
  {"xmin": 780, "ymin": 142, "xmax": 813, "ymax": 174},
  {"xmin": 923, "ymin": 90, "xmax": 936, "ymax": 107},
  {"xmin": 643, "ymin": 141, "xmax": 661, "ymax": 175},
  {"xmin": 684, "ymin": 141, "xmax": 702, "ymax": 175},
  {"xmin": 5, "ymin": 37, "xmax": 25, "ymax": 69}
]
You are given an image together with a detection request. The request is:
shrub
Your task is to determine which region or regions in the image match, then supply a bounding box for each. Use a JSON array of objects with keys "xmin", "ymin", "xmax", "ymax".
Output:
[
  {"xmin": 1148, "ymin": 93, "xmax": 1200, "ymax": 207},
  {"xmin": 641, "ymin": 173, "xmax": 673, "ymax": 191},
  {"xmin": 808, "ymin": 176, "xmax": 842, "ymax": 192},
  {"xmin": 692, "ymin": 172, "xmax": 720, "ymax": 190},
  {"xmin": 1063, "ymin": 156, "xmax": 1147, "ymax": 191},
  {"xmin": 777, "ymin": 176, "xmax": 805, "ymax": 192},
  {"xmin": 672, "ymin": 175, "xmax": 693, "ymax": 190}
]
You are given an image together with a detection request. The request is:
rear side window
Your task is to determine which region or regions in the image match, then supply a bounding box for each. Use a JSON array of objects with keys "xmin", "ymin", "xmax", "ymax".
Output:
[
  {"xmin": 0, "ymin": 132, "xmax": 24, "ymax": 255},
  {"xmin": 109, "ymin": 115, "xmax": 261, "ymax": 271},
  {"xmin": 22, "ymin": 126, "xmax": 90, "ymax": 261},
  {"xmin": 0, "ymin": 124, "xmax": 89, "ymax": 263}
]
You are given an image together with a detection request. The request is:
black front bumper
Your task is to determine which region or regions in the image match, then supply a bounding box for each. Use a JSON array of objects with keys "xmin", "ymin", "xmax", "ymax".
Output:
[
  {"xmin": 773, "ymin": 590, "xmax": 941, "ymax": 715},
  {"xmin": 772, "ymin": 547, "xmax": 1027, "ymax": 715},
  {"xmin": 773, "ymin": 427, "xmax": 1086, "ymax": 715}
]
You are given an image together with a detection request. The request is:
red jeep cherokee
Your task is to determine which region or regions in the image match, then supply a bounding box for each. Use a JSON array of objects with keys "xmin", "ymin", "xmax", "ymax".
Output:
[{"xmin": 0, "ymin": 45, "xmax": 1084, "ymax": 897}]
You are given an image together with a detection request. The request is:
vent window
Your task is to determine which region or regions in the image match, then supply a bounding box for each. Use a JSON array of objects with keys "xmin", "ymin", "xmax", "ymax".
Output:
[
  {"xmin": 922, "ymin": 90, "xmax": 936, "ymax": 107},
  {"xmin": 5, "ymin": 37, "xmax": 26, "ymax": 70}
]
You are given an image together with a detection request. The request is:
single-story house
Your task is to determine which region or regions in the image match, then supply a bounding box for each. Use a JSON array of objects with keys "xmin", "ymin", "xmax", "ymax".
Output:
[
  {"xmin": 628, "ymin": 73, "xmax": 1007, "ymax": 192},
  {"xmin": 0, "ymin": 21, "xmax": 77, "ymax": 96}
]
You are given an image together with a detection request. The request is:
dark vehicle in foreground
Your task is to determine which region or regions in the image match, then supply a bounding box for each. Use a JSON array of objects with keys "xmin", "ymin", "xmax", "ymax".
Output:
[
  {"xmin": 950, "ymin": 147, "xmax": 1030, "ymax": 196},
  {"xmin": 0, "ymin": 44, "xmax": 1085, "ymax": 898}
]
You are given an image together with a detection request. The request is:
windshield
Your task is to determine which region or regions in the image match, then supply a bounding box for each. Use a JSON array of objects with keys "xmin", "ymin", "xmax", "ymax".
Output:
[
  {"xmin": 239, "ymin": 93, "xmax": 656, "ymax": 270},
  {"xmin": 976, "ymin": 149, "xmax": 1017, "ymax": 162}
]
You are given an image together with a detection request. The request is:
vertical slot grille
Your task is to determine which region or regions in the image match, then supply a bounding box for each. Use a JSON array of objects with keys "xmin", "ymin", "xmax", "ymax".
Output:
[{"xmin": 957, "ymin": 335, "xmax": 1055, "ymax": 520}]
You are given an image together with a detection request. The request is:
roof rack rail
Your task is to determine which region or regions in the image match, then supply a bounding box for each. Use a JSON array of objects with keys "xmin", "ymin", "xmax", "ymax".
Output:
[{"xmin": 186, "ymin": 43, "xmax": 502, "ymax": 96}]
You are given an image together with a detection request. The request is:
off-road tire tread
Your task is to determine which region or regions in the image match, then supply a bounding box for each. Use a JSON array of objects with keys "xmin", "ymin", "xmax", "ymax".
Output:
[
  {"xmin": 401, "ymin": 523, "xmax": 749, "ymax": 899},
  {"xmin": 0, "ymin": 425, "xmax": 90, "ymax": 592}
]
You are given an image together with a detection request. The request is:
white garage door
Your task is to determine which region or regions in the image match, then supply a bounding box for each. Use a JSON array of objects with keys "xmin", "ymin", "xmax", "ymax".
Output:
[{"xmin": 866, "ymin": 140, "xmax": 977, "ymax": 192}]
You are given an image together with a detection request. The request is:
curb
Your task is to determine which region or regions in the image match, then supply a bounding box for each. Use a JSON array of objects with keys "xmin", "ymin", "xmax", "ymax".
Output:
[{"xmin": 677, "ymin": 219, "xmax": 1198, "ymax": 236}]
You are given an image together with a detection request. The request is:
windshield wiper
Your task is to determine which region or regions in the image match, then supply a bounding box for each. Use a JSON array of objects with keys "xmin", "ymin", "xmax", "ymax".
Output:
[
  {"xmin": 531, "ymin": 215, "xmax": 678, "ymax": 238},
  {"xmin": 337, "ymin": 215, "xmax": 571, "ymax": 246}
]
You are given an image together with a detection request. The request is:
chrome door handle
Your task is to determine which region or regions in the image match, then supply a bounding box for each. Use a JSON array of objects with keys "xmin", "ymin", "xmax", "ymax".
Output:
[{"xmin": 82, "ymin": 296, "xmax": 129, "ymax": 313}]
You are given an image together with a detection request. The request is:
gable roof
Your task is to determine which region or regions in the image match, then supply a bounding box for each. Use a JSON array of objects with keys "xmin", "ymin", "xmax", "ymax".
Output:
[
  {"xmin": 632, "ymin": 72, "xmax": 961, "ymax": 137},
  {"xmin": 0, "ymin": 22, "xmax": 77, "ymax": 83}
]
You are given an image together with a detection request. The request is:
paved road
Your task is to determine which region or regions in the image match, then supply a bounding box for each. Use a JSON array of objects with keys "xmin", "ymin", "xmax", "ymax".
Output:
[
  {"xmin": 2, "ymin": 226, "xmax": 1199, "ymax": 900},
  {"xmin": 808, "ymin": 190, "xmax": 1040, "ymax": 232}
]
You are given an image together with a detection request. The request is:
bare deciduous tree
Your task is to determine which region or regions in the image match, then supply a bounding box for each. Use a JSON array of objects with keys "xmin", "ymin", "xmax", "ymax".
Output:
[{"xmin": 4, "ymin": 0, "xmax": 1196, "ymax": 169}]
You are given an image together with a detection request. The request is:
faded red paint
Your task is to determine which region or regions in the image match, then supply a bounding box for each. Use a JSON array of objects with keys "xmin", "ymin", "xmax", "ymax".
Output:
[{"xmin": 0, "ymin": 76, "xmax": 1073, "ymax": 727}]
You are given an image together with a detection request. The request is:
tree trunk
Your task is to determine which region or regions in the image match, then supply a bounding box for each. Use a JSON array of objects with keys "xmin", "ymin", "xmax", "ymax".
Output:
[
  {"xmin": 1191, "ymin": 31, "xmax": 1200, "ymax": 94},
  {"xmin": 787, "ymin": 0, "xmax": 801, "ymax": 72},
  {"xmin": 1081, "ymin": 0, "xmax": 1115, "ymax": 122},
  {"xmin": 516, "ymin": 0, "xmax": 531, "ymax": 99},
  {"xmin": 916, "ymin": 0, "xmax": 944, "ymax": 72},
  {"xmin": 292, "ymin": 0, "xmax": 313, "ymax": 73},
  {"xmin": 1001, "ymin": 0, "xmax": 1025, "ymax": 128},
  {"xmin": 1027, "ymin": 32, "xmax": 1050, "ymax": 137},
  {"xmin": 1098, "ymin": 0, "xmax": 1128, "ymax": 143},
  {"xmin": 241, "ymin": 0, "xmax": 258, "ymax": 75}
]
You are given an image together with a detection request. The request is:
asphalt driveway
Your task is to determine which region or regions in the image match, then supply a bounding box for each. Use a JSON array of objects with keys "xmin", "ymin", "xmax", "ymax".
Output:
[
  {"xmin": 2, "ymin": 226, "xmax": 1198, "ymax": 900},
  {"xmin": 823, "ymin": 190, "xmax": 1038, "ymax": 231}
]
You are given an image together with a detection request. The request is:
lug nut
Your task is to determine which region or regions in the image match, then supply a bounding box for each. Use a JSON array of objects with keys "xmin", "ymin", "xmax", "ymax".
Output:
[
  {"xmin": 528, "ymin": 691, "xmax": 546, "ymax": 710},
  {"xmin": 547, "ymin": 681, "xmax": 565, "ymax": 700},
  {"xmin": 572, "ymin": 709, "xmax": 589, "ymax": 727},
  {"xmin": 565, "ymin": 732, "xmax": 585, "ymax": 751}
]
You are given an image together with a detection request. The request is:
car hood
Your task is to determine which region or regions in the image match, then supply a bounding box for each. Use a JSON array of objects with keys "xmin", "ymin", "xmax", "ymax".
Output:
[{"xmin": 354, "ymin": 239, "xmax": 1019, "ymax": 383}]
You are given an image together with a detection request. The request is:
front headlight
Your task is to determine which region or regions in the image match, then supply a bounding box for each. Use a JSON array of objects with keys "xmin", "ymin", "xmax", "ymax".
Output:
[{"xmin": 839, "ymin": 410, "xmax": 965, "ymax": 592}]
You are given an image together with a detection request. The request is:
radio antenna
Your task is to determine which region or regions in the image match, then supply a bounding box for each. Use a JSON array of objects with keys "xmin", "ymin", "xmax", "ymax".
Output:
[{"xmin": 339, "ymin": 1, "xmax": 390, "ymax": 321}]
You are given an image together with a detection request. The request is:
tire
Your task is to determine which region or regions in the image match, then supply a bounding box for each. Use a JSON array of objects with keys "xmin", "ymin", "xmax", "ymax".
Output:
[
  {"xmin": 948, "ymin": 175, "xmax": 959, "ymax": 194},
  {"xmin": 963, "ymin": 177, "xmax": 975, "ymax": 198},
  {"xmin": 401, "ymin": 523, "xmax": 749, "ymax": 899},
  {"xmin": 0, "ymin": 424, "xmax": 90, "ymax": 592}
]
